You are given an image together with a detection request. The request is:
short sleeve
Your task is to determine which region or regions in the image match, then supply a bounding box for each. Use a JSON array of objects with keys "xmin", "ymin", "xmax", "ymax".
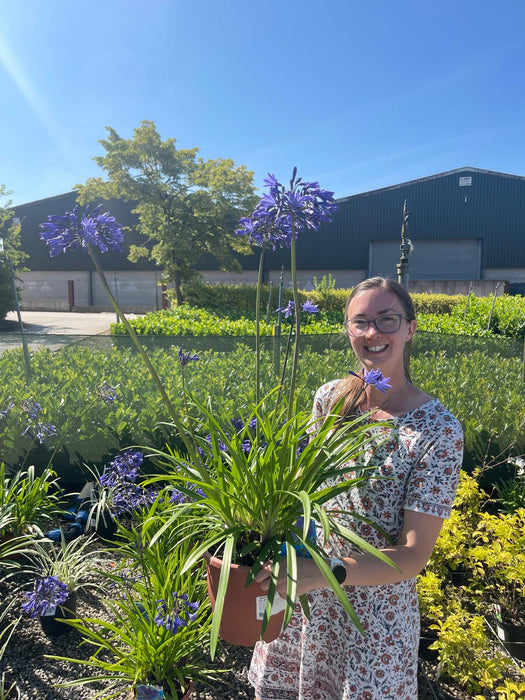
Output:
[
  {"xmin": 404, "ymin": 409, "xmax": 464, "ymax": 519},
  {"xmin": 306, "ymin": 380, "xmax": 340, "ymax": 434}
]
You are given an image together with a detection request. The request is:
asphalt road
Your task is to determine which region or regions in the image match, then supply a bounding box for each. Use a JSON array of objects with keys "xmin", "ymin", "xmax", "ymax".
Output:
[{"xmin": 2, "ymin": 310, "xmax": 136, "ymax": 335}]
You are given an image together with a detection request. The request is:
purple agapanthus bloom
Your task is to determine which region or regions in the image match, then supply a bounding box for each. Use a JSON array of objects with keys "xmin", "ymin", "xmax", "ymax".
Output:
[
  {"xmin": 39, "ymin": 204, "xmax": 123, "ymax": 257},
  {"xmin": 0, "ymin": 402, "xmax": 14, "ymax": 420},
  {"xmin": 349, "ymin": 368, "xmax": 392, "ymax": 394},
  {"xmin": 154, "ymin": 592, "xmax": 199, "ymax": 635},
  {"xmin": 236, "ymin": 167, "xmax": 337, "ymax": 250},
  {"xmin": 20, "ymin": 399, "xmax": 41, "ymax": 420},
  {"xmin": 301, "ymin": 300, "xmax": 319, "ymax": 314},
  {"xmin": 96, "ymin": 380, "xmax": 117, "ymax": 405},
  {"xmin": 22, "ymin": 576, "xmax": 69, "ymax": 617},
  {"xmin": 100, "ymin": 449, "xmax": 143, "ymax": 487},
  {"xmin": 178, "ymin": 348, "xmax": 200, "ymax": 367},
  {"xmin": 277, "ymin": 301, "xmax": 295, "ymax": 319},
  {"xmin": 169, "ymin": 484, "xmax": 206, "ymax": 504}
]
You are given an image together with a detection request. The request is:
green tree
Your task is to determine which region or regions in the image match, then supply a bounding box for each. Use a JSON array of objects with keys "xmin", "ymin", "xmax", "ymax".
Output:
[
  {"xmin": 0, "ymin": 186, "xmax": 26, "ymax": 320},
  {"xmin": 76, "ymin": 121, "xmax": 258, "ymax": 304}
]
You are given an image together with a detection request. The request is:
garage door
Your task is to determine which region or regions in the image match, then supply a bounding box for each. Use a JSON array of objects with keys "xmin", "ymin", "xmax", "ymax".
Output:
[{"xmin": 369, "ymin": 239, "xmax": 481, "ymax": 280}]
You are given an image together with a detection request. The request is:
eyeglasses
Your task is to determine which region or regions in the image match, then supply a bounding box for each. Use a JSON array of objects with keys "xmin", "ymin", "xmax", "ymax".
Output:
[{"xmin": 344, "ymin": 313, "xmax": 406, "ymax": 337}]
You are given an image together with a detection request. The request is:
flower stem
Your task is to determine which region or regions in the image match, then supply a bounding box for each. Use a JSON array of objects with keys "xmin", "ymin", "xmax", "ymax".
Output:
[
  {"xmin": 255, "ymin": 245, "xmax": 266, "ymax": 409},
  {"xmin": 288, "ymin": 228, "xmax": 300, "ymax": 420},
  {"xmin": 87, "ymin": 245, "xmax": 191, "ymax": 454}
]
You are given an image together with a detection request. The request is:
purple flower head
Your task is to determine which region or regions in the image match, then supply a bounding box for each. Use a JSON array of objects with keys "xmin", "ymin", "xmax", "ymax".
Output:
[
  {"xmin": 170, "ymin": 484, "xmax": 206, "ymax": 504},
  {"xmin": 34, "ymin": 422, "xmax": 58, "ymax": 444},
  {"xmin": 301, "ymin": 300, "xmax": 319, "ymax": 314},
  {"xmin": 154, "ymin": 592, "xmax": 200, "ymax": 635},
  {"xmin": 20, "ymin": 399, "xmax": 41, "ymax": 420},
  {"xmin": 22, "ymin": 576, "xmax": 69, "ymax": 618},
  {"xmin": 178, "ymin": 348, "xmax": 200, "ymax": 367},
  {"xmin": 349, "ymin": 369, "xmax": 392, "ymax": 394},
  {"xmin": 0, "ymin": 402, "xmax": 14, "ymax": 420},
  {"xmin": 100, "ymin": 449, "xmax": 143, "ymax": 487},
  {"xmin": 277, "ymin": 300, "xmax": 295, "ymax": 319},
  {"xmin": 40, "ymin": 204, "xmax": 123, "ymax": 257},
  {"xmin": 236, "ymin": 168, "xmax": 337, "ymax": 250},
  {"xmin": 363, "ymin": 369, "xmax": 392, "ymax": 394},
  {"xmin": 96, "ymin": 380, "xmax": 117, "ymax": 405}
]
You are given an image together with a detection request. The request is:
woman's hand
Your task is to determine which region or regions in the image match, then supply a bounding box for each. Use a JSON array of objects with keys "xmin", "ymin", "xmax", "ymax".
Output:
[{"xmin": 255, "ymin": 556, "xmax": 328, "ymax": 598}]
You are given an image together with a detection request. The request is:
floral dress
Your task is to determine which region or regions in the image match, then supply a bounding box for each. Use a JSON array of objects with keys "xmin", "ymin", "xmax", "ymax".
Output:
[{"xmin": 249, "ymin": 380, "xmax": 464, "ymax": 700}]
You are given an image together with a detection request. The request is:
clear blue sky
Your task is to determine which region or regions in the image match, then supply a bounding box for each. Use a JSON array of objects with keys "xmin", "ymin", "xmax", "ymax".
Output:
[{"xmin": 2, "ymin": 0, "xmax": 525, "ymax": 207}]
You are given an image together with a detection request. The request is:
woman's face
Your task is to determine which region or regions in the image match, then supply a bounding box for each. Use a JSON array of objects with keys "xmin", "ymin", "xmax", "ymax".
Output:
[{"xmin": 345, "ymin": 288, "xmax": 416, "ymax": 375}]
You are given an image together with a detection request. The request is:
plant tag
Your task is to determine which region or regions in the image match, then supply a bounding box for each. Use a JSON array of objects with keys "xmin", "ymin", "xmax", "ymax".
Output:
[
  {"xmin": 256, "ymin": 592, "xmax": 286, "ymax": 620},
  {"xmin": 43, "ymin": 604, "xmax": 57, "ymax": 616}
]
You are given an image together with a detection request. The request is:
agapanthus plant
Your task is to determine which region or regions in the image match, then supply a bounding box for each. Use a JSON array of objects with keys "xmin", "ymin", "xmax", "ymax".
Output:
[{"xmin": 22, "ymin": 575, "xmax": 68, "ymax": 617}]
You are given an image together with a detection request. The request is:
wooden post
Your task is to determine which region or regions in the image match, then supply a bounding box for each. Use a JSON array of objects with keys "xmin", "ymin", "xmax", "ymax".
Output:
[{"xmin": 67, "ymin": 280, "xmax": 75, "ymax": 311}]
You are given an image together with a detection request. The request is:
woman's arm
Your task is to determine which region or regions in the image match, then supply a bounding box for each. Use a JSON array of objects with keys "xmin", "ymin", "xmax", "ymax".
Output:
[{"xmin": 255, "ymin": 509, "xmax": 445, "ymax": 597}]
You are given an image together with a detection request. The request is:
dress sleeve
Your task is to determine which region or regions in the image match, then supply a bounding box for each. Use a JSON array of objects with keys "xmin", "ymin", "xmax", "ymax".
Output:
[
  {"xmin": 306, "ymin": 380, "xmax": 339, "ymax": 435},
  {"xmin": 404, "ymin": 409, "xmax": 464, "ymax": 519}
]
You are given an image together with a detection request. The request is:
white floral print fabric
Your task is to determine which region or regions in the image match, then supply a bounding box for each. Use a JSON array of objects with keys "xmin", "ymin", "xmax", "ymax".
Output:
[{"xmin": 249, "ymin": 380, "xmax": 464, "ymax": 700}]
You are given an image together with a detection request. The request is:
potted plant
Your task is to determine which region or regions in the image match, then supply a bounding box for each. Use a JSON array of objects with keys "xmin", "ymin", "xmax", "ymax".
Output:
[
  {"xmin": 21, "ymin": 533, "xmax": 104, "ymax": 638},
  {"xmin": 469, "ymin": 507, "xmax": 525, "ymax": 659},
  {"xmin": 0, "ymin": 463, "xmax": 62, "ymax": 538},
  {"xmin": 85, "ymin": 449, "xmax": 159, "ymax": 540},
  {"xmin": 38, "ymin": 168, "xmax": 397, "ymax": 657},
  {"xmin": 48, "ymin": 503, "xmax": 219, "ymax": 699}
]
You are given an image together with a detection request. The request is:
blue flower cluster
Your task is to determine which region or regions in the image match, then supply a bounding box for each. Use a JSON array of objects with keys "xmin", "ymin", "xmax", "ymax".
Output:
[
  {"xmin": 348, "ymin": 368, "xmax": 392, "ymax": 394},
  {"xmin": 153, "ymin": 592, "xmax": 199, "ymax": 635},
  {"xmin": 236, "ymin": 168, "xmax": 337, "ymax": 250},
  {"xmin": 22, "ymin": 576, "xmax": 69, "ymax": 617},
  {"xmin": 178, "ymin": 348, "xmax": 200, "ymax": 367},
  {"xmin": 99, "ymin": 450, "xmax": 158, "ymax": 516},
  {"xmin": 277, "ymin": 299, "xmax": 319, "ymax": 319},
  {"xmin": 95, "ymin": 380, "xmax": 118, "ymax": 405},
  {"xmin": 39, "ymin": 204, "xmax": 123, "ymax": 257},
  {"xmin": 19, "ymin": 398, "xmax": 57, "ymax": 444}
]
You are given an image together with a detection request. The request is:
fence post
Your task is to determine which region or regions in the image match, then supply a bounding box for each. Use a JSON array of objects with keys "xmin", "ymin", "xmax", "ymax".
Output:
[
  {"xmin": 487, "ymin": 282, "xmax": 500, "ymax": 332},
  {"xmin": 68, "ymin": 280, "xmax": 75, "ymax": 311}
]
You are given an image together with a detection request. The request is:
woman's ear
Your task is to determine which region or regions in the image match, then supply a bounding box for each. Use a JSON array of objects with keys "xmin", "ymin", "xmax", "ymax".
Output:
[{"xmin": 406, "ymin": 319, "xmax": 417, "ymax": 342}]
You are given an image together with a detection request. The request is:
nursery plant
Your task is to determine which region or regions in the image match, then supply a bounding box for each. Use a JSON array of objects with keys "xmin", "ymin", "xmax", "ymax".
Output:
[
  {"xmin": 38, "ymin": 169, "xmax": 398, "ymax": 657},
  {"xmin": 49, "ymin": 504, "xmax": 218, "ymax": 700}
]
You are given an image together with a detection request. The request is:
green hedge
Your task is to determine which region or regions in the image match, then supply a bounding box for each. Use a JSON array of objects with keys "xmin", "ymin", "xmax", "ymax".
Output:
[{"xmin": 0, "ymin": 338, "xmax": 523, "ymax": 484}]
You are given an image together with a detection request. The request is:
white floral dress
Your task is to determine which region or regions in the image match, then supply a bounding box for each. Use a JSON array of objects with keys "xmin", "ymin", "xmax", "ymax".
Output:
[{"xmin": 249, "ymin": 380, "xmax": 464, "ymax": 700}]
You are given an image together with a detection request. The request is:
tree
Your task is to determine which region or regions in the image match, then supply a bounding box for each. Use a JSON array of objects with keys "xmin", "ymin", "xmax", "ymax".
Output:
[
  {"xmin": 76, "ymin": 121, "xmax": 258, "ymax": 304},
  {"xmin": 0, "ymin": 185, "xmax": 26, "ymax": 320}
]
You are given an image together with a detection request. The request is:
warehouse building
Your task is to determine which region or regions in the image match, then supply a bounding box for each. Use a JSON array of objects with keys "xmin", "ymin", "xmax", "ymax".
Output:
[{"xmin": 12, "ymin": 166, "xmax": 525, "ymax": 310}]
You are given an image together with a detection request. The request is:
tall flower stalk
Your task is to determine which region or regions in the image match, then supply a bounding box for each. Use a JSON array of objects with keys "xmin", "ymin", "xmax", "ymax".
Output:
[
  {"xmin": 236, "ymin": 168, "xmax": 337, "ymax": 417},
  {"xmin": 39, "ymin": 205, "xmax": 192, "ymax": 455}
]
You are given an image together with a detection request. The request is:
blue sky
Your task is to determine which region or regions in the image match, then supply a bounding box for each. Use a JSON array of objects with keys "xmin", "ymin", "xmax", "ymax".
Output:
[{"xmin": 1, "ymin": 0, "xmax": 525, "ymax": 206}]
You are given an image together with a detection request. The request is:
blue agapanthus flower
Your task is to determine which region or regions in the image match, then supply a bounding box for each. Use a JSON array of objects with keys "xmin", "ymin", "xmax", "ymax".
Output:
[
  {"xmin": 95, "ymin": 380, "xmax": 117, "ymax": 405},
  {"xmin": 100, "ymin": 449, "xmax": 143, "ymax": 487},
  {"xmin": 39, "ymin": 204, "xmax": 123, "ymax": 257},
  {"xmin": 348, "ymin": 369, "xmax": 392, "ymax": 394},
  {"xmin": 154, "ymin": 592, "xmax": 199, "ymax": 635},
  {"xmin": 277, "ymin": 300, "xmax": 295, "ymax": 319},
  {"xmin": 301, "ymin": 300, "xmax": 319, "ymax": 314},
  {"xmin": 178, "ymin": 348, "xmax": 200, "ymax": 367},
  {"xmin": 22, "ymin": 576, "xmax": 69, "ymax": 617},
  {"xmin": 236, "ymin": 167, "xmax": 337, "ymax": 249}
]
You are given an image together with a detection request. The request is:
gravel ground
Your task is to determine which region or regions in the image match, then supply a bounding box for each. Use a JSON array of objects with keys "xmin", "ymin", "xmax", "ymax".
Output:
[{"xmin": 0, "ymin": 542, "xmax": 512, "ymax": 700}]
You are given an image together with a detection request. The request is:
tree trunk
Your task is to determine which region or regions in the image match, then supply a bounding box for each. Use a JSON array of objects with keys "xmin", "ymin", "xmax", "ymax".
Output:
[{"xmin": 173, "ymin": 269, "xmax": 184, "ymax": 305}]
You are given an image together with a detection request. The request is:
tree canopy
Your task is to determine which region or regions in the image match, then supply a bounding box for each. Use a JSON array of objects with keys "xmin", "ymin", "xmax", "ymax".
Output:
[
  {"xmin": 0, "ymin": 186, "xmax": 25, "ymax": 319},
  {"xmin": 76, "ymin": 121, "xmax": 258, "ymax": 303}
]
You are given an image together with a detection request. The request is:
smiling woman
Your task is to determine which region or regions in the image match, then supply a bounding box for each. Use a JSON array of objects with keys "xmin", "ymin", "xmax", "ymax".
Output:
[{"xmin": 249, "ymin": 276, "xmax": 464, "ymax": 700}]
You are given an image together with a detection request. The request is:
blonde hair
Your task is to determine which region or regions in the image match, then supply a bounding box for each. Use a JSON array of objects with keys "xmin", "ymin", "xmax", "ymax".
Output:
[{"xmin": 331, "ymin": 277, "xmax": 416, "ymax": 418}]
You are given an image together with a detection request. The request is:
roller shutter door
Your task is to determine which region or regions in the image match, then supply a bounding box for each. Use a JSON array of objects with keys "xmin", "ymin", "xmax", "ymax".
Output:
[{"xmin": 369, "ymin": 239, "xmax": 481, "ymax": 280}]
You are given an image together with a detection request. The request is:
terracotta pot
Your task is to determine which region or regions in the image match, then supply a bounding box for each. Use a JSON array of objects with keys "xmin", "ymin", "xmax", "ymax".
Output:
[
  {"xmin": 130, "ymin": 679, "xmax": 193, "ymax": 699},
  {"xmin": 39, "ymin": 589, "xmax": 78, "ymax": 639},
  {"xmin": 204, "ymin": 551, "xmax": 285, "ymax": 646}
]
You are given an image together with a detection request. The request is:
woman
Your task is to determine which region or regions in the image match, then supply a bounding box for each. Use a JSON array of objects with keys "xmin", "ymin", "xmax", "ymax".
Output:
[{"xmin": 249, "ymin": 277, "xmax": 464, "ymax": 700}]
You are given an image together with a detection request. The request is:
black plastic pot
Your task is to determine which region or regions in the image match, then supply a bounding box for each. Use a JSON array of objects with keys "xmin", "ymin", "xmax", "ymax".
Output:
[
  {"xmin": 418, "ymin": 627, "xmax": 439, "ymax": 661},
  {"xmin": 496, "ymin": 617, "xmax": 525, "ymax": 660},
  {"xmin": 91, "ymin": 512, "xmax": 118, "ymax": 541},
  {"xmin": 39, "ymin": 590, "xmax": 78, "ymax": 639}
]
